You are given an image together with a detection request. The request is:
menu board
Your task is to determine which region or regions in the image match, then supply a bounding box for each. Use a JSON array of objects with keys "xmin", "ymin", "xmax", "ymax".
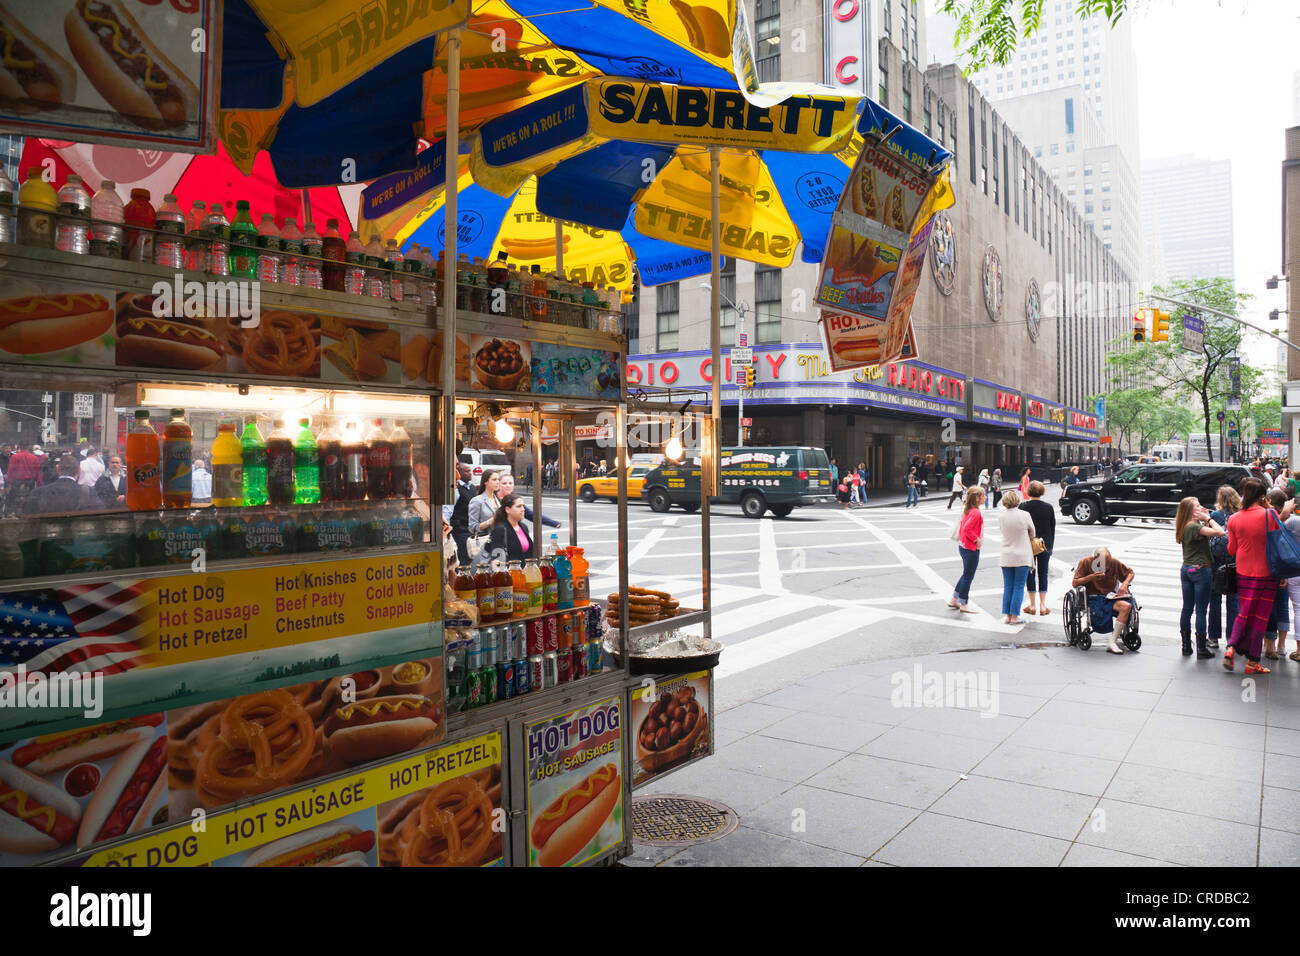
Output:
[
  {"xmin": 525, "ymin": 695, "xmax": 624, "ymax": 866},
  {"xmin": 630, "ymin": 671, "xmax": 711, "ymax": 788},
  {"xmin": 453, "ymin": 332, "xmax": 621, "ymax": 401},
  {"xmin": 0, "ymin": 0, "xmax": 220, "ymax": 151}
]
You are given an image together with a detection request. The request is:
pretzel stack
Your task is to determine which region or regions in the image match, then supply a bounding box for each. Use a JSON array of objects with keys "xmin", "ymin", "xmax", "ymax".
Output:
[{"xmin": 608, "ymin": 587, "xmax": 680, "ymax": 627}]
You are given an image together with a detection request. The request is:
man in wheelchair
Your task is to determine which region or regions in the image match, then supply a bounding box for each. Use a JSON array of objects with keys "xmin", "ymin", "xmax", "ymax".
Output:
[{"xmin": 1071, "ymin": 547, "xmax": 1137, "ymax": 655}]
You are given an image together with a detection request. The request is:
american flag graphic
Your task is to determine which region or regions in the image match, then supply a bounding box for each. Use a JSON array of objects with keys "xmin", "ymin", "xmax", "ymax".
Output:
[{"xmin": 0, "ymin": 583, "xmax": 155, "ymax": 676}]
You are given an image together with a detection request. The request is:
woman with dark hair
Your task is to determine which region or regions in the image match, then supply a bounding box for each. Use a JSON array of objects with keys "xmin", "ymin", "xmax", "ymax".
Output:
[
  {"xmin": 1225, "ymin": 477, "xmax": 1278, "ymax": 674},
  {"xmin": 487, "ymin": 493, "xmax": 533, "ymax": 562},
  {"xmin": 1017, "ymin": 468, "xmax": 1032, "ymax": 497},
  {"xmin": 467, "ymin": 470, "xmax": 502, "ymax": 561},
  {"xmin": 1020, "ymin": 481, "xmax": 1056, "ymax": 616},
  {"xmin": 1208, "ymin": 485, "xmax": 1241, "ymax": 650}
]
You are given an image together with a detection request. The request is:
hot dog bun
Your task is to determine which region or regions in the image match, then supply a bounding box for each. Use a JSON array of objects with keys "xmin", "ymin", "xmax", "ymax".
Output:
[
  {"xmin": 127, "ymin": 772, "xmax": 167, "ymax": 834},
  {"xmin": 0, "ymin": 759, "xmax": 82, "ymax": 854},
  {"xmin": 323, "ymin": 695, "xmax": 439, "ymax": 764},
  {"xmin": 63, "ymin": 0, "xmax": 199, "ymax": 131},
  {"xmin": 0, "ymin": 4, "xmax": 77, "ymax": 113},
  {"xmin": 116, "ymin": 293, "xmax": 224, "ymax": 370},
  {"xmin": 76, "ymin": 736, "xmax": 166, "ymax": 848},
  {"xmin": 533, "ymin": 763, "xmax": 620, "ymax": 867},
  {"xmin": 0, "ymin": 294, "xmax": 113, "ymax": 355},
  {"xmin": 12, "ymin": 714, "xmax": 163, "ymax": 775},
  {"xmin": 244, "ymin": 823, "xmax": 376, "ymax": 867}
]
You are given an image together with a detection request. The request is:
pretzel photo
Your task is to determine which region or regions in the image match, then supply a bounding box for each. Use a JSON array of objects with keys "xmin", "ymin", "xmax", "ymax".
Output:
[
  {"xmin": 194, "ymin": 690, "xmax": 316, "ymax": 805},
  {"xmin": 379, "ymin": 767, "xmax": 502, "ymax": 867}
]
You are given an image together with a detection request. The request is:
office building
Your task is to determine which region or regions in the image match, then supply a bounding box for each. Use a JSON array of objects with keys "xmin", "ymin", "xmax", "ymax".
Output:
[{"xmin": 1141, "ymin": 155, "xmax": 1235, "ymax": 282}]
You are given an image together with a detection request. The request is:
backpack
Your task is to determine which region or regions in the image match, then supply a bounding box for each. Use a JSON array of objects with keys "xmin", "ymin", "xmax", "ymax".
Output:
[{"xmin": 1208, "ymin": 510, "xmax": 1230, "ymax": 564}]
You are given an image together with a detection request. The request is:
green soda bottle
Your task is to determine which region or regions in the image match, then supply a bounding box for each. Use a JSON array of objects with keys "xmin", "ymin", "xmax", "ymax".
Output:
[
  {"xmin": 293, "ymin": 418, "xmax": 320, "ymax": 504},
  {"xmin": 229, "ymin": 200, "xmax": 259, "ymax": 278},
  {"xmin": 240, "ymin": 420, "xmax": 268, "ymax": 506}
]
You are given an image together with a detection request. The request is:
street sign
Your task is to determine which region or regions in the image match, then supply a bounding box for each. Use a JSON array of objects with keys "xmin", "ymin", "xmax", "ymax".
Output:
[
  {"xmin": 1217, "ymin": 411, "xmax": 1226, "ymax": 422},
  {"xmin": 1227, "ymin": 397, "xmax": 1242, "ymax": 411},
  {"xmin": 1182, "ymin": 313, "xmax": 1204, "ymax": 354},
  {"xmin": 731, "ymin": 347, "xmax": 753, "ymax": 365},
  {"xmin": 738, "ymin": 333, "xmax": 748, "ymax": 347},
  {"xmin": 734, "ymin": 369, "xmax": 746, "ymax": 385},
  {"xmin": 741, "ymin": 418, "xmax": 752, "ymax": 426},
  {"xmin": 72, "ymin": 393, "xmax": 94, "ymax": 418}
]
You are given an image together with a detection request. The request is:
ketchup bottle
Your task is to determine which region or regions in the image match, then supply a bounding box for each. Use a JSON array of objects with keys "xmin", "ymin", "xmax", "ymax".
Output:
[
  {"xmin": 123, "ymin": 188, "xmax": 156, "ymax": 262},
  {"xmin": 321, "ymin": 218, "xmax": 347, "ymax": 292}
]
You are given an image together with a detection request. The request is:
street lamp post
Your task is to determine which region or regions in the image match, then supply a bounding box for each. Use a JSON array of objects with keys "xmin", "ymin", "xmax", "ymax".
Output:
[{"xmin": 700, "ymin": 282, "xmax": 750, "ymax": 447}]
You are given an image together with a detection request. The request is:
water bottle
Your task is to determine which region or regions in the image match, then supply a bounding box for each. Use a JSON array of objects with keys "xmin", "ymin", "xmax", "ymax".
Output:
[
  {"xmin": 256, "ymin": 214, "xmax": 281, "ymax": 283},
  {"xmin": 89, "ymin": 180, "xmax": 124, "ymax": 259},
  {"xmin": 0, "ymin": 166, "xmax": 14, "ymax": 244},
  {"xmin": 344, "ymin": 230, "xmax": 366, "ymax": 295},
  {"xmin": 385, "ymin": 239, "xmax": 404, "ymax": 302},
  {"xmin": 184, "ymin": 200, "xmax": 207, "ymax": 271},
  {"xmin": 280, "ymin": 219, "xmax": 303, "ymax": 286},
  {"xmin": 154, "ymin": 193, "xmax": 185, "ymax": 268},
  {"xmin": 54, "ymin": 174, "xmax": 91, "ymax": 255},
  {"xmin": 364, "ymin": 235, "xmax": 385, "ymax": 297},
  {"xmin": 204, "ymin": 204, "xmax": 230, "ymax": 276},
  {"xmin": 300, "ymin": 220, "xmax": 323, "ymax": 289},
  {"xmin": 401, "ymin": 244, "xmax": 421, "ymax": 305}
]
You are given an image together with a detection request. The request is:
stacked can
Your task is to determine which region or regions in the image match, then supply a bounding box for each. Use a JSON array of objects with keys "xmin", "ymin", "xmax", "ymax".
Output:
[
  {"xmin": 544, "ymin": 614, "xmax": 559, "ymax": 654},
  {"xmin": 587, "ymin": 604, "xmax": 604, "ymax": 675},
  {"xmin": 542, "ymin": 651, "xmax": 559, "ymax": 688},
  {"xmin": 512, "ymin": 622, "xmax": 530, "ymax": 696},
  {"xmin": 465, "ymin": 629, "xmax": 484, "ymax": 708},
  {"xmin": 530, "ymin": 653, "xmax": 546, "ymax": 691},
  {"xmin": 480, "ymin": 625, "xmax": 498, "ymax": 705},
  {"xmin": 496, "ymin": 621, "xmax": 517, "ymax": 701}
]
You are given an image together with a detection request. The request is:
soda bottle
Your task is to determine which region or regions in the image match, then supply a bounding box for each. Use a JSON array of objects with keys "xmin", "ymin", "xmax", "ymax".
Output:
[
  {"xmin": 540, "ymin": 556, "xmax": 558, "ymax": 612},
  {"xmin": 293, "ymin": 418, "xmax": 320, "ymax": 504},
  {"xmin": 342, "ymin": 420, "xmax": 367, "ymax": 501},
  {"xmin": 492, "ymin": 558, "xmax": 513, "ymax": 620},
  {"xmin": 256, "ymin": 214, "xmax": 281, "ymax": 283},
  {"xmin": 364, "ymin": 419, "xmax": 393, "ymax": 499},
  {"xmin": 316, "ymin": 423, "xmax": 344, "ymax": 501},
  {"xmin": 474, "ymin": 563, "xmax": 497, "ymax": 623},
  {"xmin": 154, "ymin": 194, "xmax": 185, "ymax": 268},
  {"xmin": 570, "ymin": 547, "xmax": 590, "ymax": 606},
  {"xmin": 529, "ymin": 264, "xmax": 547, "ymax": 321},
  {"xmin": 280, "ymin": 218, "xmax": 303, "ymax": 286},
  {"xmin": 17, "ymin": 167, "xmax": 57, "ymax": 249},
  {"xmin": 524, "ymin": 559, "xmax": 544, "ymax": 613},
  {"xmin": 54, "ymin": 174, "xmax": 91, "ymax": 255},
  {"xmin": 229, "ymin": 200, "xmax": 259, "ymax": 278},
  {"xmin": 240, "ymin": 420, "xmax": 268, "ymax": 506},
  {"xmin": 364, "ymin": 235, "xmax": 385, "ymax": 297},
  {"xmin": 385, "ymin": 239, "xmax": 404, "ymax": 302},
  {"xmin": 300, "ymin": 221, "xmax": 323, "ymax": 289},
  {"xmin": 0, "ymin": 165, "xmax": 14, "ymax": 244},
  {"xmin": 126, "ymin": 410, "xmax": 162, "ymax": 511},
  {"xmin": 184, "ymin": 200, "xmax": 207, "ymax": 271},
  {"xmin": 388, "ymin": 420, "xmax": 412, "ymax": 497},
  {"xmin": 205, "ymin": 203, "xmax": 230, "ymax": 276},
  {"xmin": 321, "ymin": 218, "xmax": 346, "ymax": 291},
  {"xmin": 554, "ymin": 542, "xmax": 574, "ymax": 610},
  {"xmin": 344, "ymin": 230, "xmax": 366, "ymax": 295},
  {"xmin": 162, "ymin": 408, "xmax": 193, "ymax": 509},
  {"xmin": 487, "ymin": 251, "xmax": 508, "ymax": 314},
  {"xmin": 210, "ymin": 423, "xmax": 243, "ymax": 507},
  {"xmin": 123, "ymin": 188, "xmax": 156, "ymax": 262},
  {"xmin": 265, "ymin": 419, "xmax": 295, "ymax": 506}
]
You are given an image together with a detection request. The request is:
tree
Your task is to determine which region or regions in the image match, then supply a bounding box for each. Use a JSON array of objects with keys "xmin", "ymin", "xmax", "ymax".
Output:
[
  {"xmin": 933, "ymin": 0, "xmax": 1128, "ymax": 70},
  {"xmin": 1093, "ymin": 385, "xmax": 1197, "ymax": 454},
  {"xmin": 1104, "ymin": 277, "xmax": 1260, "ymax": 462}
]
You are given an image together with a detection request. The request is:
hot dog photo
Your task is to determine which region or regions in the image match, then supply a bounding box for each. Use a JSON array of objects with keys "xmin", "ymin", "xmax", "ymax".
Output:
[
  {"xmin": 115, "ymin": 292, "xmax": 227, "ymax": 373},
  {"xmin": 212, "ymin": 811, "xmax": 379, "ymax": 868},
  {"xmin": 0, "ymin": 712, "xmax": 170, "ymax": 865},
  {"xmin": 0, "ymin": 288, "xmax": 116, "ymax": 364}
]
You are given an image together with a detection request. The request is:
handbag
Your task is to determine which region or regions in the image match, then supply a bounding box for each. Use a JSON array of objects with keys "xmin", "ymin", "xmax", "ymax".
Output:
[
  {"xmin": 950, "ymin": 516, "xmax": 963, "ymax": 542},
  {"xmin": 1031, "ymin": 536, "xmax": 1046, "ymax": 556},
  {"xmin": 1213, "ymin": 562, "xmax": 1238, "ymax": 595},
  {"xmin": 1265, "ymin": 508, "xmax": 1300, "ymax": 577}
]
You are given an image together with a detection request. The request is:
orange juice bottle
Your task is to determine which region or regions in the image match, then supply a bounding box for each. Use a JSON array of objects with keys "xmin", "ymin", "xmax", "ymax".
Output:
[
  {"xmin": 510, "ymin": 560, "xmax": 529, "ymax": 619},
  {"xmin": 569, "ymin": 547, "xmax": 590, "ymax": 606}
]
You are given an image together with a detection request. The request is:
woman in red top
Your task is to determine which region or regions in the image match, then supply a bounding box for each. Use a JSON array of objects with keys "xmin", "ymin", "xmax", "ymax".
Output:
[
  {"xmin": 948, "ymin": 486, "xmax": 985, "ymax": 614},
  {"xmin": 1226, "ymin": 477, "xmax": 1277, "ymax": 674}
]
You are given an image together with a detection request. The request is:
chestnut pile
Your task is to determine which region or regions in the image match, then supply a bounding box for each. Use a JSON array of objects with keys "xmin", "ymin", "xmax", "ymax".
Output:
[{"xmin": 639, "ymin": 686, "xmax": 701, "ymax": 752}]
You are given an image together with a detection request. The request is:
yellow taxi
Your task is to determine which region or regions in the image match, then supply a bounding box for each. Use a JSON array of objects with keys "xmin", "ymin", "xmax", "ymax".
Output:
[{"xmin": 578, "ymin": 465, "xmax": 650, "ymax": 502}]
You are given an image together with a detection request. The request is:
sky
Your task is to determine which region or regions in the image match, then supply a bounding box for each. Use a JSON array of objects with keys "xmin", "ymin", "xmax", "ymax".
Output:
[{"xmin": 926, "ymin": 0, "xmax": 1300, "ymax": 374}]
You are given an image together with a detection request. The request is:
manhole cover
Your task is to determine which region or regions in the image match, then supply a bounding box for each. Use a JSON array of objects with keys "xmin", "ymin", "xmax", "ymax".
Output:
[{"xmin": 631, "ymin": 794, "xmax": 739, "ymax": 847}]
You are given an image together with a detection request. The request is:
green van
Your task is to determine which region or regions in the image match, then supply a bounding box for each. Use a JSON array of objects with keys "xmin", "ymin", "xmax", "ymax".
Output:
[{"xmin": 641, "ymin": 446, "xmax": 835, "ymax": 518}]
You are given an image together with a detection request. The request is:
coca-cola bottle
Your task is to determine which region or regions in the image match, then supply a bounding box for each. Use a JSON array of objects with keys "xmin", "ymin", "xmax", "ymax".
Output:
[
  {"xmin": 317, "ymin": 423, "xmax": 344, "ymax": 501},
  {"xmin": 364, "ymin": 419, "xmax": 394, "ymax": 500}
]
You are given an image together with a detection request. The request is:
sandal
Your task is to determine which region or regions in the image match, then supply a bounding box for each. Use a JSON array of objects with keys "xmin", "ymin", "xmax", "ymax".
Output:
[
  {"xmin": 1023, "ymin": 606, "xmax": 1035, "ymax": 615},
  {"xmin": 1289, "ymin": 650, "xmax": 1300, "ymax": 662},
  {"xmin": 1245, "ymin": 661, "xmax": 1272, "ymax": 675},
  {"xmin": 959, "ymin": 606, "xmax": 979, "ymax": 614},
  {"xmin": 1223, "ymin": 648, "xmax": 1235, "ymax": 670},
  {"xmin": 1007, "ymin": 618, "xmax": 1027, "ymax": 625},
  {"xmin": 1266, "ymin": 650, "xmax": 1281, "ymax": 660},
  {"xmin": 947, "ymin": 599, "xmax": 960, "ymax": 609},
  {"xmin": 1039, "ymin": 608, "xmax": 1051, "ymax": 615}
]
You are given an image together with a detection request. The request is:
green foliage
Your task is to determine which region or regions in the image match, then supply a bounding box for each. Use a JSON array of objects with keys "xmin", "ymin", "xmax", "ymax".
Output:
[{"xmin": 935, "ymin": 0, "xmax": 1128, "ymax": 71}]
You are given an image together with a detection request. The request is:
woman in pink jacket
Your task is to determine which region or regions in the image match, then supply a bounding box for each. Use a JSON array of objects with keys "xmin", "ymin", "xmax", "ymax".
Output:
[
  {"xmin": 1225, "ymin": 477, "xmax": 1278, "ymax": 674},
  {"xmin": 948, "ymin": 486, "xmax": 986, "ymax": 614}
]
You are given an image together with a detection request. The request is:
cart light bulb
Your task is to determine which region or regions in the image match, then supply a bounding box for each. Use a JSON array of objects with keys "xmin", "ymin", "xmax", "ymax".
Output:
[
  {"xmin": 495, "ymin": 419, "xmax": 515, "ymax": 443},
  {"xmin": 665, "ymin": 435, "xmax": 684, "ymax": 461}
]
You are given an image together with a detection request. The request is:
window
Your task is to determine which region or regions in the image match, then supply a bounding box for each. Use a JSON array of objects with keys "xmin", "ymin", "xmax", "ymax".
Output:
[
  {"xmin": 1085, "ymin": 202, "xmax": 1093, "ymax": 214},
  {"xmin": 1101, "ymin": 161, "xmax": 1111, "ymax": 173},
  {"xmin": 902, "ymin": 89, "xmax": 911, "ymax": 123},
  {"xmin": 719, "ymin": 259, "xmax": 737, "ymax": 346},
  {"xmin": 1102, "ymin": 181, "xmax": 1111, "ymax": 193},
  {"xmin": 1084, "ymin": 164, "xmax": 1093, "ymax": 176},
  {"xmin": 1035, "ymin": 145, "xmax": 1043, "ymax": 158},
  {"xmin": 1102, "ymin": 199, "xmax": 1112, "ymax": 211},
  {"xmin": 755, "ymin": 0, "xmax": 780, "ymax": 82},
  {"xmin": 1064, "ymin": 96, "xmax": 1074, "ymax": 134},
  {"xmin": 1066, "ymin": 167, "xmax": 1075, "ymax": 176},
  {"xmin": 1066, "ymin": 142, "xmax": 1075, "ymax": 153},
  {"xmin": 1103, "ymin": 219, "xmax": 1112, "ymax": 231},
  {"xmin": 924, "ymin": 107, "xmax": 932, "ymax": 135},
  {"xmin": 1084, "ymin": 182, "xmax": 1093, "ymax": 195},
  {"xmin": 1050, "ymin": 143, "xmax": 1059, "ymax": 155},
  {"xmin": 879, "ymin": 64, "xmax": 888, "ymax": 106},
  {"xmin": 968, "ymin": 100, "xmax": 976, "ymax": 185},
  {"xmin": 754, "ymin": 266, "xmax": 781, "ymax": 344},
  {"xmin": 655, "ymin": 283, "xmax": 679, "ymax": 351}
]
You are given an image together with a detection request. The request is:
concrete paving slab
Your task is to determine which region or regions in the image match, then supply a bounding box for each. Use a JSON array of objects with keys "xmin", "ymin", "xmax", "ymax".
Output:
[
  {"xmin": 874, "ymin": 812, "xmax": 1071, "ymax": 866},
  {"xmin": 715, "ymin": 700, "xmax": 799, "ymax": 734},
  {"xmin": 656, "ymin": 824, "xmax": 868, "ymax": 867},
  {"xmin": 1060, "ymin": 844, "xmax": 1182, "ymax": 867},
  {"xmin": 858, "ymin": 726, "xmax": 1001, "ymax": 772},
  {"xmin": 712, "ymin": 733, "xmax": 848, "ymax": 783},
  {"xmin": 744, "ymin": 784, "xmax": 918, "ymax": 858},
  {"xmin": 929, "ymin": 775, "xmax": 1099, "ymax": 840},
  {"xmin": 1079, "ymin": 800, "xmax": 1258, "ymax": 867},
  {"xmin": 1105, "ymin": 763, "xmax": 1260, "ymax": 826},
  {"xmin": 1124, "ymin": 736, "xmax": 1265, "ymax": 784},
  {"xmin": 972, "ymin": 743, "xmax": 1121, "ymax": 796},
  {"xmin": 757, "ymin": 710, "xmax": 892, "ymax": 753},
  {"xmin": 804, "ymin": 753, "xmax": 962, "ymax": 809}
]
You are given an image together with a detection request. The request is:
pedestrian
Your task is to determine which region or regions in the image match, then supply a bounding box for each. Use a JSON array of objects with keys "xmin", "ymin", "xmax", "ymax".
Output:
[
  {"xmin": 1020, "ymin": 480, "xmax": 1056, "ymax": 616},
  {"xmin": 1283, "ymin": 500, "xmax": 1300, "ymax": 663},
  {"xmin": 830, "ymin": 457, "xmax": 839, "ymax": 487},
  {"xmin": 976, "ymin": 468, "xmax": 990, "ymax": 501},
  {"xmin": 905, "ymin": 467, "xmax": 919, "ymax": 508},
  {"xmin": 1224, "ymin": 476, "xmax": 1278, "ymax": 675},
  {"xmin": 1207, "ymin": 485, "xmax": 1240, "ymax": 651},
  {"xmin": 191, "ymin": 458, "xmax": 212, "ymax": 504},
  {"xmin": 1174, "ymin": 495, "xmax": 1225, "ymax": 659},
  {"xmin": 1264, "ymin": 489, "xmax": 1294, "ymax": 660},
  {"xmin": 22, "ymin": 455, "xmax": 95, "ymax": 515},
  {"xmin": 998, "ymin": 490, "xmax": 1036, "ymax": 625},
  {"xmin": 1017, "ymin": 467, "xmax": 1032, "ymax": 497},
  {"xmin": 946, "ymin": 465, "xmax": 966, "ymax": 509},
  {"xmin": 1065, "ymin": 465, "xmax": 1081, "ymax": 486},
  {"xmin": 77, "ymin": 447, "xmax": 104, "ymax": 488},
  {"xmin": 94, "ymin": 454, "xmax": 126, "ymax": 508},
  {"xmin": 4, "ymin": 444, "xmax": 40, "ymax": 515},
  {"xmin": 468, "ymin": 470, "xmax": 503, "ymax": 564},
  {"xmin": 837, "ymin": 470, "xmax": 852, "ymax": 509},
  {"xmin": 850, "ymin": 468, "xmax": 862, "ymax": 506},
  {"xmin": 499, "ymin": 473, "xmax": 560, "ymax": 530},
  {"xmin": 450, "ymin": 462, "xmax": 475, "ymax": 564},
  {"xmin": 487, "ymin": 494, "xmax": 534, "ymax": 562},
  {"xmin": 1276, "ymin": 468, "xmax": 1292, "ymax": 493},
  {"xmin": 1072, "ymin": 547, "xmax": 1137, "ymax": 655},
  {"xmin": 987, "ymin": 468, "xmax": 1002, "ymax": 510},
  {"xmin": 947, "ymin": 485, "xmax": 984, "ymax": 614}
]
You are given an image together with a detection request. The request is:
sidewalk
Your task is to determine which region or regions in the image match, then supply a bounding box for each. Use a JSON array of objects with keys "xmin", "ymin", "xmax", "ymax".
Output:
[{"xmin": 626, "ymin": 641, "xmax": 1300, "ymax": 866}]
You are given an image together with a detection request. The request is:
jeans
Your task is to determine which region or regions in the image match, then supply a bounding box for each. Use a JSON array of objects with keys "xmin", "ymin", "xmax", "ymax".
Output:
[
  {"xmin": 954, "ymin": 546, "xmax": 979, "ymax": 604},
  {"xmin": 1001, "ymin": 566, "xmax": 1030, "ymax": 617},
  {"xmin": 1026, "ymin": 550, "xmax": 1051, "ymax": 593},
  {"xmin": 906, "ymin": 486, "xmax": 919, "ymax": 507},
  {"xmin": 1179, "ymin": 564, "xmax": 1212, "ymax": 637},
  {"xmin": 985, "ymin": 490, "xmax": 998, "ymax": 509},
  {"xmin": 1267, "ymin": 584, "xmax": 1290, "ymax": 637},
  {"xmin": 1208, "ymin": 589, "xmax": 1238, "ymax": 643}
]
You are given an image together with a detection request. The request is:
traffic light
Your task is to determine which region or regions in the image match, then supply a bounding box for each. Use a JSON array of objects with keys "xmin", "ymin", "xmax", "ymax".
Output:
[
  {"xmin": 1133, "ymin": 310, "xmax": 1147, "ymax": 342},
  {"xmin": 1151, "ymin": 309, "xmax": 1170, "ymax": 343},
  {"xmin": 743, "ymin": 366, "xmax": 755, "ymax": 389}
]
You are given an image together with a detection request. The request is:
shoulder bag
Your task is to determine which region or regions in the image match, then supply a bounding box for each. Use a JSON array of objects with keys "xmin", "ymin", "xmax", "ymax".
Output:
[{"xmin": 1266, "ymin": 508, "xmax": 1300, "ymax": 578}]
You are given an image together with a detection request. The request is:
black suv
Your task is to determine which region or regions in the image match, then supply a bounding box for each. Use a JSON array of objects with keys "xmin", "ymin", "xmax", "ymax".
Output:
[{"xmin": 1060, "ymin": 462, "xmax": 1256, "ymax": 524}]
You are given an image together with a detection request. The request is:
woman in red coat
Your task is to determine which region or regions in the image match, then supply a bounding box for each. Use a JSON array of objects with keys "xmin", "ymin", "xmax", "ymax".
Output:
[{"xmin": 1225, "ymin": 477, "xmax": 1278, "ymax": 674}]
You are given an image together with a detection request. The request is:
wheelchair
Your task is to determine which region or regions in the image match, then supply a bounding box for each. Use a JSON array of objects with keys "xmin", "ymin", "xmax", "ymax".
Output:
[{"xmin": 1062, "ymin": 585, "xmax": 1141, "ymax": 652}]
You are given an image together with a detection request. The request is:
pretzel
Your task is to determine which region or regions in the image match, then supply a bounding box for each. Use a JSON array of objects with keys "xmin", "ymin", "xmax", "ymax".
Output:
[
  {"xmin": 240, "ymin": 310, "xmax": 319, "ymax": 377},
  {"xmin": 628, "ymin": 586, "xmax": 673, "ymax": 599},
  {"xmin": 402, "ymin": 777, "xmax": 494, "ymax": 867},
  {"xmin": 195, "ymin": 690, "xmax": 315, "ymax": 803}
]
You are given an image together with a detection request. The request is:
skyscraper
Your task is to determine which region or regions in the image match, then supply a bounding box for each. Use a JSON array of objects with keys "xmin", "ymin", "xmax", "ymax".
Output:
[{"xmin": 1141, "ymin": 155, "xmax": 1235, "ymax": 282}]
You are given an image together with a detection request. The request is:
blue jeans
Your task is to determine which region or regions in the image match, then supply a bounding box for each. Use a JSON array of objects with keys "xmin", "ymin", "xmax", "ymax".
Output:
[
  {"xmin": 985, "ymin": 490, "xmax": 998, "ymax": 508},
  {"xmin": 906, "ymin": 486, "xmax": 919, "ymax": 507},
  {"xmin": 1209, "ymin": 589, "xmax": 1238, "ymax": 643},
  {"xmin": 954, "ymin": 546, "xmax": 979, "ymax": 604},
  {"xmin": 1001, "ymin": 566, "xmax": 1029, "ymax": 616},
  {"xmin": 1179, "ymin": 565, "xmax": 1212, "ymax": 637}
]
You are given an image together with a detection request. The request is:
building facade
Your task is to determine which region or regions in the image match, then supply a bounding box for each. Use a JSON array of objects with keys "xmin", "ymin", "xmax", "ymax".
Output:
[
  {"xmin": 622, "ymin": 1, "xmax": 1132, "ymax": 485},
  {"xmin": 1141, "ymin": 154, "xmax": 1236, "ymax": 283},
  {"xmin": 1280, "ymin": 127, "xmax": 1300, "ymax": 463}
]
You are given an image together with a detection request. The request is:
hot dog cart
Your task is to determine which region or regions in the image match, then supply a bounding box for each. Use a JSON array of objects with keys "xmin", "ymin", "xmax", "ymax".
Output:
[{"xmin": 0, "ymin": 237, "xmax": 718, "ymax": 868}]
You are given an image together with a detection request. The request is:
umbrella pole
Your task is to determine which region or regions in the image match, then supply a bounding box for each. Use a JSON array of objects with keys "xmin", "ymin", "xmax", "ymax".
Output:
[
  {"xmin": 702, "ymin": 144, "xmax": 720, "ymax": 637},
  {"xmin": 300, "ymin": 189, "xmax": 312, "ymax": 228},
  {"xmin": 442, "ymin": 29, "xmax": 461, "ymax": 507},
  {"xmin": 554, "ymin": 218, "xmax": 563, "ymax": 274}
]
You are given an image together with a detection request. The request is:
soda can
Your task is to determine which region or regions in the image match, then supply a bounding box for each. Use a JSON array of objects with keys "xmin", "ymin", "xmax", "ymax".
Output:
[
  {"xmin": 497, "ymin": 659, "xmax": 515, "ymax": 700},
  {"xmin": 466, "ymin": 667, "xmax": 483, "ymax": 708},
  {"xmin": 587, "ymin": 638, "xmax": 602, "ymax": 675},
  {"xmin": 515, "ymin": 656, "xmax": 531, "ymax": 696},
  {"xmin": 527, "ymin": 618, "xmax": 545, "ymax": 655},
  {"xmin": 571, "ymin": 644, "xmax": 587, "ymax": 680},
  {"xmin": 543, "ymin": 650, "xmax": 559, "ymax": 687},
  {"xmin": 511, "ymin": 622, "xmax": 528, "ymax": 660},
  {"xmin": 587, "ymin": 604, "xmax": 602, "ymax": 641},
  {"xmin": 529, "ymin": 654, "xmax": 546, "ymax": 691},
  {"xmin": 481, "ymin": 665, "xmax": 498, "ymax": 704},
  {"xmin": 544, "ymin": 614, "xmax": 559, "ymax": 653},
  {"xmin": 559, "ymin": 612, "xmax": 577, "ymax": 649},
  {"xmin": 556, "ymin": 647, "xmax": 571, "ymax": 684},
  {"xmin": 480, "ymin": 626, "xmax": 498, "ymax": 667}
]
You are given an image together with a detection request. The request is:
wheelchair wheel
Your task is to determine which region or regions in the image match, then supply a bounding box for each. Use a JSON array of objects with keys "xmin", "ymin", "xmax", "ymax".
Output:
[
  {"xmin": 1062, "ymin": 590, "xmax": 1080, "ymax": 646},
  {"xmin": 1122, "ymin": 605, "xmax": 1141, "ymax": 651},
  {"xmin": 1078, "ymin": 631, "xmax": 1092, "ymax": 651}
]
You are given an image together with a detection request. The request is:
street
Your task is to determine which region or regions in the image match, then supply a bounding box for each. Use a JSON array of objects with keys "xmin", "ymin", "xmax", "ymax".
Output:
[{"xmin": 560, "ymin": 488, "xmax": 1300, "ymax": 867}]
